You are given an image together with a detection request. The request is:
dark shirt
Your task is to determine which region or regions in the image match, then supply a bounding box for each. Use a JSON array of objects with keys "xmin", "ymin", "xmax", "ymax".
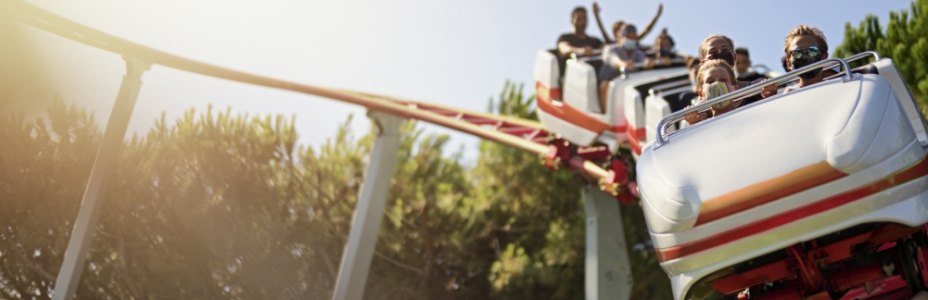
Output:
[
  {"xmin": 740, "ymin": 94, "xmax": 764, "ymax": 106},
  {"xmin": 556, "ymin": 33, "xmax": 604, "ymax": 52},
  {"xmin": 667, "ymin": 91, "xmax": 694, "ymax": 113},
  {"xmin": 678, "ymin": 91, "xmax": 698, "ymax": 109},
  {"xmin": 554, "ymin": 33, "xmax": 604, "ymax": 78},
  {"xmin": 738, "ymin": 78, "xmax": 769, "ymax": 106}
]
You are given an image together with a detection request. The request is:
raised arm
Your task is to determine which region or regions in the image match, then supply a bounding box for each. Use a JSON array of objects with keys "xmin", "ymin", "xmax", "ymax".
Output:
[
  {"xmin": 592, "ymin": 2, "xmax": 613, "ymax": 44},
  {"xmin": 637, "ymin": 3, "xmax": 663, "ymax": 41}
]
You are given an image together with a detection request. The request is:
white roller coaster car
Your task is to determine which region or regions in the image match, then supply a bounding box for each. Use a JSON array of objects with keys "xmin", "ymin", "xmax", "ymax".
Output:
[
  {"xmin": 534, "ymin": 49, "xmax": 684, "ymax": 154},
  {"xmin": 533, "ymin": 49, "xmax": 777, "ymax": 157},
  {"xmin": 637, "ymin": 52, "xmax": 928, "ymax": 299}
]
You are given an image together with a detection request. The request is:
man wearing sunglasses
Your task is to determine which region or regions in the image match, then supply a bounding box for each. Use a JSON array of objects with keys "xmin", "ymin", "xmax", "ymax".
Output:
[{"xmin": 783, "ymin": 25, "xmax": 830, "ymax": 91}]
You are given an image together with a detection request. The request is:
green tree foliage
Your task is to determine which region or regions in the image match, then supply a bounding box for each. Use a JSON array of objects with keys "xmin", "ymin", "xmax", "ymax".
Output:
[
  {"xmin": 473, "ymin": 83, "xmax": 587, "ymax": 299},
  {"xmin": 0, "ymin": 98, "xmax": 100, "ymax": 299},
  {"xmin": 835, "ymin": 0, "xmax": 928, "ymax": 107},
  {"xmin": 0, "ymin": 83, "xmax": 669, "ymax": 299}
]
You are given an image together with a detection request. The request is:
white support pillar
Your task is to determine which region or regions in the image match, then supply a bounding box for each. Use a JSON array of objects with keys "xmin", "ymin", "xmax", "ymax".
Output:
[
  {"xmin": 332, "ymin": 111, "xmax": 403, "ymax": 300},
  {"xmin": 583, "ymin": 185, "xmax": 633, "ymax": 300},
  {"xmin": 52, "ymin": 56, "xmax": 150, "ymax": 300}
]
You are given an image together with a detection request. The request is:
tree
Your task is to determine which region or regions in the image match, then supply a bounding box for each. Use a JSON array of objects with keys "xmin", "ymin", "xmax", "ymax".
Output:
[
  {"xmin": 0, "ymin": 98, "xmax": 476, "ymax": 299},
  {"xmin": 834, "ymin": 0, "xmax": 928, "ymax": 108},
  {"xmin": 0, "ymin": 98, "xmax": 99, "ymax": 299},
  {"xmin": 1, "ymin": 82, "xmax": 670, "ymax": 299}
]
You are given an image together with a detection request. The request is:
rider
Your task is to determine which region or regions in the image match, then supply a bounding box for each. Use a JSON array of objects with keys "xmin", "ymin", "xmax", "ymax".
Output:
[
  {"xmin": 734, "ymin": 48, "xmax": 768, "ymax": 82},
  {"xmin": 678, "ymin": 58, "xmax": 701, "ymax": 108},
  {"xmin": 601, "ymin": 24, "xmax": 652, "ymax": 75},
  {"xmin": 598, "ymin": 24, "xmax": 653, "ymax": 110},
  {"xmin": 650, "ymin": 29, "xmax": 680, "ymax": 66},
  {"xmin": 699, "ymin": 35, "xmax": 777, "ymax": 105},
  {"xmin": 699, "ymin": 35, "xmax": 736, "ymax": 67},
  {"xmin": 557, "ymin": 6, "xmax": 604, "ymax": 58},
  {"xmin": 683, "ymin": 60, "xmax": 739, "ymax": 125},
  {"xmin": 782, "ymin": 25, "xmax": 830, "ymax": 92}
]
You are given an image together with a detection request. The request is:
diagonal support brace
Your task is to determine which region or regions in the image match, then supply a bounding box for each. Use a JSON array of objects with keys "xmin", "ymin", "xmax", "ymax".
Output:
[
  {"xmin": 332, "ymin": 111, "xmax": 403, "ymax": 300},
  {"xmin": 52, "ymin": 56, "xmax": 151, "ymax": 300}
]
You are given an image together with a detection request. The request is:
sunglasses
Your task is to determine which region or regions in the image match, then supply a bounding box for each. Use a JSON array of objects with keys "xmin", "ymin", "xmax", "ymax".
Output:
[{"xmin": 790, "ymin": 46, "xmax": 820, "ymax": 59}]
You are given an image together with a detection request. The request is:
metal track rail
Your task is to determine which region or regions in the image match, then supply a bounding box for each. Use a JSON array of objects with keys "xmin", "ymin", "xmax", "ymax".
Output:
[{"xmin": 1, "ymin": 0, "xmax": 617, "ymax": 181}]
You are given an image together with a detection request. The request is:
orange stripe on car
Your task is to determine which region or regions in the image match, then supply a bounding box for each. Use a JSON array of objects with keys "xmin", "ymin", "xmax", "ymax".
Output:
[
  {"xmin": 695, "ymin": 161, "xmax": 848, "ymax": 226},
  {"xmin": 535, "ymin": 81, "xmax": 610, "ymax": 134},
  {"xmin": 655, "ymin": 155, "xmax": 928, "ymax": 262}
]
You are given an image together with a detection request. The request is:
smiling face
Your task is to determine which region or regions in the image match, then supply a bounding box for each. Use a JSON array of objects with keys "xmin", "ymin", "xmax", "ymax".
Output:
[{"xmin": 571, "ymin": 10, "xmax": 588, "ymax": 33}]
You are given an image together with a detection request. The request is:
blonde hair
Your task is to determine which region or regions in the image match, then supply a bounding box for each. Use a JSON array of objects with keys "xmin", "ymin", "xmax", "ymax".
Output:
[
  {"xmin": 698, "ymin": 35, "xmax": 735, "ymax": 60},
  {"xmin": 783, "ymin": 25, "xmax": 828, "ymax": 55},
  {"xmin": 696, "ymin": 60, "xmax": 736, "ymax": 94}
]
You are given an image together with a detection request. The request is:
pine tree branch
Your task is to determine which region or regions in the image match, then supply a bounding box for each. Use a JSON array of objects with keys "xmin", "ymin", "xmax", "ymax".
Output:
[
  {"xmin": 373, "ymin": 250, "xmax": 423, "ymax": 274},
  {"xmin": 10, "ymin": 247, "xmax": 56, "ymax": 281},
  {"xmin": 317, "ymin": 246, "xmax": 338, "ymax": 279}
]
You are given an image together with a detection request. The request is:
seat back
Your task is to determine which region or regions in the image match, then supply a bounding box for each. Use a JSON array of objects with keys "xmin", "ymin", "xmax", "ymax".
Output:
[
  {"xmin": 563, "ymin": 60, "xmax": 602, "ymax": 114},
  {"xmin": 644, "ymin": 93, "xmax": 672, "ymax": 144},
  {"xmin": 534, "ymin": 49, "xmax": 560, "ymax": 99},
  {"xmin": 623, "ymin": 84, "xmax": 646, "ymax": 153},
  {"xmin": 616, "ymin": 71, "xmax": 689, "ymax": 154},
  {"xmin": 821, "ymin": 58, "xmax": 926, "ymax": 145},
  {"xmin": 873, "ymin": 58, "xmax": 928, "ymax": 146},
  {"xmin": 644, "ymin": 86, "xmax": 691, "ymax": 144}
]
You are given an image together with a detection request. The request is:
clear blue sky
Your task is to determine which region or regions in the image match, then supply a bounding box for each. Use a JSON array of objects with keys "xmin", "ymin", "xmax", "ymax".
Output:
[{"xmin": 22, "ymin": 0, "xmax": 914, "ymax": 164}]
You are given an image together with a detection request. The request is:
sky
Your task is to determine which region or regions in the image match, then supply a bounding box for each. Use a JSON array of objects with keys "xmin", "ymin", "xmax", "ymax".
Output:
[{"xmin": 11, "ymin": 0, "xmax": 915, "ymax": 165}]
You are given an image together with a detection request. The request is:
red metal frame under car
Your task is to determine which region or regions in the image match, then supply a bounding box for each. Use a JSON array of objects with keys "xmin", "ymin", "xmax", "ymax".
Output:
[{"xmin": 707, "ymin": 224, "xmax": 928, "ymax": 299}]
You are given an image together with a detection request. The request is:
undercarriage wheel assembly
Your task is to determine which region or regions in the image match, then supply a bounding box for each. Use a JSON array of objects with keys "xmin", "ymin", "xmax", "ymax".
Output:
[{"xmin": 899, "ymin": 238, "xmax": 926, "ymax": 292}]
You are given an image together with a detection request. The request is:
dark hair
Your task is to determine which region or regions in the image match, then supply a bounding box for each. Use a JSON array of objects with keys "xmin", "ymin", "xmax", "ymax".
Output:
[
  {"xmin": 618, "ymin": 24, "xmax": 638, "ymax": 37},
  {"xmin": 571, "ymin": 6, "xmax": 586, "ymax": 17},
  {"xmin": 735, "ymin": 47, "xmax": 749, "ymax": 58},
  {"xmin": 657, "ymin": 29, "xmax": 675, "ymax": 47}
]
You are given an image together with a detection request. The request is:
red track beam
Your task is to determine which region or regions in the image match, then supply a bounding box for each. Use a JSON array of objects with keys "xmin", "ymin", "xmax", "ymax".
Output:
[{"xmin": 0, "ymin": 0, "xmax": 614, "ymax": 183}]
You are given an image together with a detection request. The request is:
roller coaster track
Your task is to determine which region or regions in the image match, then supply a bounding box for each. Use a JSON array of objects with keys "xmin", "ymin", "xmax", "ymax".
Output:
[
  {"xmin": 1, "ymin": 0, "xmax": 631, "ymax": 192},
  {"xmin": 3, "ymin": 2, "xmax": 640, "ymax": 299}
]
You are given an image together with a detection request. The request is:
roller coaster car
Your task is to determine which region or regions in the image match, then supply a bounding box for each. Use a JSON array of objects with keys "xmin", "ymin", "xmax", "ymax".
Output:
[
  {"xmin": 533, "ymin": 49, "xmax": 689, "ymax": 155},
  {"xmin": 642, "ymin": 66, "xmax": 781, "ymax": 148},
  {"xmin": 637, "ymin": 52, "xmax": 928, "ymax": 299}
]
